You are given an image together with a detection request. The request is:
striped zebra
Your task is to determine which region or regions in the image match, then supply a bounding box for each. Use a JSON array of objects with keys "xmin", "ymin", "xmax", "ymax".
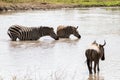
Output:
[
  {"xmin": 57, "ymin": 25, "xmax": 81, "ymax": 39},
  {"xmin": 7, "ymin": 25, "xmax": 59, "ymax": 41},
  {"xmin": 85, "ymin": 41, "xmax": 106, "ymax": 74}
]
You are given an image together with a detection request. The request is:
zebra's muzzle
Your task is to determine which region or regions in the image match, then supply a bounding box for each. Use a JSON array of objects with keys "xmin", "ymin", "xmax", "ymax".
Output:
[
  {"xmin": 55, "ymin": 36, "xmax": 59, "ymax": 40},
  {"xmin": 78, "ymin": 35, "xmax": 81, "ymax": 39}
]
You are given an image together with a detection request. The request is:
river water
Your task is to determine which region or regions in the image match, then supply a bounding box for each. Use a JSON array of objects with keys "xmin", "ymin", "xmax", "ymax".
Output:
[{"xmin": 0, "ymin": 7, "xmax": 120, "ymax": 80}]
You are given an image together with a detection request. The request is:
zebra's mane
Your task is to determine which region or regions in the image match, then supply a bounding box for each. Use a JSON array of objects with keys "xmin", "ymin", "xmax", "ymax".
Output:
[
  {"xmin": 57, "ymin": 25, "xmax": 64, "ymax": 30},
  {"xmin": 66, "ymin": 26, "xmax": 74, "ymax": 28},
  {"xmin": 57, "ymin": 25, "xmax": 74, "ymax": 31},
  {"xmin": 39, "ymin": 26, "xmax": 53, "ymax": 29}
]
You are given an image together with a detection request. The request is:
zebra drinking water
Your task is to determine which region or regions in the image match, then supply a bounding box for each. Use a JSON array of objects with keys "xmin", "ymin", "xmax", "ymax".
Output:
[
  {"xmin": 7, "ymin": 25, "xmax": 59, "ymax": 41},
  {"xmin": 57, "ymin": 25, "xmax": 81, "ymax": 39}
]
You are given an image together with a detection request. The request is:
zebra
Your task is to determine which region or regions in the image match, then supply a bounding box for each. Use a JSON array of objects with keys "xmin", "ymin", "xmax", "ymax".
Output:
[
  {"xmin": 85, "ymin": 40, "xmax": 106, "ymax": 74},
  {"xmin": 7, "ymin": 25, "xmax": 59, "ymax": 41},
  {"xmin": 57, "ymin": 25, "xmax": 81, "ymax": 39}
]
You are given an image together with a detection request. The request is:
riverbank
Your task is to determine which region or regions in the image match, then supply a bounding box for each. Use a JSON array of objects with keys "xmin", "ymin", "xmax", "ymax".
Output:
[
  {"xmin": 0, "ymin": 1, "xmax": 120, "ymax": 12},
  {"xmin": 0, "ymin": 3, "xmax": 75, "ymax": 12}
]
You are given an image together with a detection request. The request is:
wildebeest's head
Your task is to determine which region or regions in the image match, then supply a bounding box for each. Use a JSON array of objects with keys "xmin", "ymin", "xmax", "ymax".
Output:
[
  {"xmin": 71, "ymin": 26, "xmax": 81, "ymax": 39},
  {"xmin": 98, "ymin": 40, "xmax": 106, "ymax": 60}
]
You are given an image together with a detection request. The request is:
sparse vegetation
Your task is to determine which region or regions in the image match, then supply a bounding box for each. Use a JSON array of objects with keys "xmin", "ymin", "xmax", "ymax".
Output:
[
  {"xmin": 0, "ymin": 0, "xmax": 120, "ymax": 12},
  {"xmin": 0, "ymin": 0, "xmax": 120, "ymax": 6}
]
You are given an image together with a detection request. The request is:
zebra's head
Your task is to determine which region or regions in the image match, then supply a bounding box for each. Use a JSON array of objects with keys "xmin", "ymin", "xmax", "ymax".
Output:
[
  {"xmin": 49, "ymin": 27, "xmax": 59, "ymax": 40},
  {"xmin": 72, "ymin": 26, "xmax": 81, "ymax": 39},
  {"xmin": 98, "ymin": 40, "xmax": 106, "ymax": 61},
  {"xmin": 39, "ymin": 27, "xmax": 59, "ymax": 40}
]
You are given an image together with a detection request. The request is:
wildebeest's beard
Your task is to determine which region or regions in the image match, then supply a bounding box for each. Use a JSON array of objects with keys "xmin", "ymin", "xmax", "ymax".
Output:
[
  {"xmin": 101, "ymin": 53, "xmax": 105, "ymax": 60},
  {"xmin": 99, "ymin": 40, "xmax": 106, "ymax": 60},
  {"xmin": 100, "ymin": 46, "xmax": 105, "ymax": 60}
]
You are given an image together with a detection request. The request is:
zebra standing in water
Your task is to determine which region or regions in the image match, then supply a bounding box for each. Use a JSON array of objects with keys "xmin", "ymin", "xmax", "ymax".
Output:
[{"xmin": 7, "ymin": 25, "xmax": 59, "ymax": 41}]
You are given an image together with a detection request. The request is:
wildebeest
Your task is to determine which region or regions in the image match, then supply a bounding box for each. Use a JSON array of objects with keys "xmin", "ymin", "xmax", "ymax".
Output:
[
  {"xmin": 85, "ymin": 40, "xmax": 106, "ymax": 74},
  {"xmin": 7, "ymin": 25, "xmax": 59, "ymax": 41},
  {"xmin": 57, "ymin": 25, "xmax": 81, "ymax": 39}
]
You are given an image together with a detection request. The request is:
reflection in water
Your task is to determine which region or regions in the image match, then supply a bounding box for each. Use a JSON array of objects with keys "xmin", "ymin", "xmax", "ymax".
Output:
[
  {"xmin": 0, "ymin": 10, "xmax": 28, "ymax": 15},
  {"xmin": 8, "ymin": 38, "xmax": 80, "ymax": 49},
  {"xmin": 58, "ymin": 38, "xmax": 80, "ymax": 44},
  {"xmin": 87, "ymin": 73, "xmax": 104, "ymax": 80},
  {"xmin": 8, "ymin": 40, "xmax": 56, "ymax": 49},
  {"xmin": 104, "ymin": 7, "xmax": 120, "ymax": 11}
]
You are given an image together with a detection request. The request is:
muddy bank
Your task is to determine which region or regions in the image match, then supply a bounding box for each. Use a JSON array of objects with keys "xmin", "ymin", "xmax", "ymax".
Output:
[
  {"xmin": 0, "ymin": 2, "xmax": 119, "ymax": 12},
  {"xmin": 0, "ymin": 3, "xmax": 77, "ymax": 12}
]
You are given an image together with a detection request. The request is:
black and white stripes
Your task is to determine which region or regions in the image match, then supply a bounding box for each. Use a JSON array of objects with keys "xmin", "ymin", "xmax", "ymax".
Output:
[
  {"xmin": 7, "ymin": 25, "xmax": 59, "ymax": 41},
  {"xmin": 57, "ymin": 25, "xmax": 81, "ymax": 38}
]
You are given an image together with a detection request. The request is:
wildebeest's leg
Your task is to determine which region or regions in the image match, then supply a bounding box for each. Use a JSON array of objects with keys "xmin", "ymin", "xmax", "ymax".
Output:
[
  {"xmin": 94, "ymin": 61, "xmax": 97, "ymax": 74},
  {"xmin": 97, "ymin": 61, "xmax": 100, "ymax": 72},
  {"xmin": 90, "ymin": 61, "xmax": 92, "ymax": 74},
  {"xmin": 87, "ymin": 59, "xmax": 92, "ymax": 74},
  {"xmin": 87, "ymin": 59, "xmax": 90, "ymax": 74}
]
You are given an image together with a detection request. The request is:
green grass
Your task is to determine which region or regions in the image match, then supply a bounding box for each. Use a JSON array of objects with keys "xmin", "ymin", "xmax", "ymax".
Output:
[
  {"xmin": 0, "ymin": 0, "xmax": 120, "ymax": 6},
  {"xmin": 77, "ymin": 1, "xmax": 120, "ymax": 6}
]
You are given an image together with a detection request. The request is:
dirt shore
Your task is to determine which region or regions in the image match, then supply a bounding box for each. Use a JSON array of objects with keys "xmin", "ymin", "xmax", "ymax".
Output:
[
  {"xmin": 0, "ymin": 2, "xmax": 120, "ymax": 12},
  {"xmin": 0, "ymin": 3, "xmax": 77, "ymax": 12},
  {"xmin": 0, "ymin": 2, "xmax": 119, "ymax": 12}
]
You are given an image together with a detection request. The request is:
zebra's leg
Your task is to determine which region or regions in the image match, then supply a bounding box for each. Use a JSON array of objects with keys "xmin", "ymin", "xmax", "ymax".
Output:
[
  {"xmin": 94, "ymin": 61, "xmax": 97, "ymax": 74},
  {"xmin": 87, "ymin": 59, "xmax": 92, "ymax": 74}
]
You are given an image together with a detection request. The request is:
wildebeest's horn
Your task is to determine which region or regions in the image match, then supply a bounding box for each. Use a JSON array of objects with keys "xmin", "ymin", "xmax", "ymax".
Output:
[
  {"xmin": 102, "ymin": 40, "xmax": 106, "ymax": 46},
  {"xmin": 93, "ymin": 40, "xmax": 96, "ymax": 44},
  {"xmin": 76, "ymin": 26, "xmax": 78, "ymax": 29}
]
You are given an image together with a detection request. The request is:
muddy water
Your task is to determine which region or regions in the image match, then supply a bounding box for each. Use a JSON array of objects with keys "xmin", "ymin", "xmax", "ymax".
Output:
[{"xmin": 0, "ymin": 7, "xmax": 120, "ymax": 80}]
